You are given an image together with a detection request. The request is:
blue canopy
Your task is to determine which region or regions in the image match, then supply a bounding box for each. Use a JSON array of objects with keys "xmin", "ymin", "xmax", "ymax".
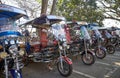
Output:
[{"xmin": 0, "ymin": 4, "xmax": 27, "ymax": 19}]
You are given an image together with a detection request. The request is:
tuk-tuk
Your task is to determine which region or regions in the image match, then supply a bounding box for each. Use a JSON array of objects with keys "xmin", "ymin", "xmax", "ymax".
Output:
[
  {"xmin": 88, "ymin": 24, "xmax": 106, "ymax": 59},
  {"xmin": 98, "ymin": 27, "xmax": 116, "ymax": 54},
  {"xmin": 66, "ymin": 21, "xmax": 95, "ymax": 65},
  {"xmin": 0, "ymin": 4, "xmax": 27, "ymax": 78},
  {"xmin": 19, "ymin": 15, "xmax": 73, "ymax": 77}
]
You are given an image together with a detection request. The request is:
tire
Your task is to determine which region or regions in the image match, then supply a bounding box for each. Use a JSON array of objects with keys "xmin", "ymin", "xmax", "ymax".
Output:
[
  {"xmin": 106, "ymin": 45, "xmax": 115, "ymax": 54},
  {"xmin": 81, "ymin": 52, "xmax": 95, "ymax": 65},
  {"xmin": 57, "ymin": 60, "xmax": 72, "ymax": 77},
  {"xmin": 95, "ymin": 47, "xmax": 106, "ymax": 59},
  {"xmin": 0, "ymin": 71, "xmax": 5, "ymax": 78},
  {"xmin": 115, "ymin": 43, "xmax": 120, "ymax": 51}
]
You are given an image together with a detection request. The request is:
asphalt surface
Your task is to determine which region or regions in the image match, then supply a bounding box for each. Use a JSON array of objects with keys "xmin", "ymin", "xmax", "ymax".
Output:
[{"xmin": 22, "ymin": 50, "xmax": 120, "ymax": 78}]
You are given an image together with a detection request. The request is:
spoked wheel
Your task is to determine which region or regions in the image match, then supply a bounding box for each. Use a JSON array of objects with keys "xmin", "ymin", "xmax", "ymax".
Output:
[
  {"xmin": 95, "ymin": 48, "xmax": 106, "ymax": 59},
  {"xmin": 0, "ymin": 71, "xmax": 5, "ymax": 78},
  {"xmin": 106, "ymin": 45, "xmax": 115, "ymax": 54},
  {"xmin": 81, "ymin": 52, "xmax": 95, "ymax": 65},
  {"xmin": 57, "ymin": 60, "xmax": 72, "ymax": 77},
  {"xmin": 115, "ymin": 43, "xmax": 120, "ymax": 51}
]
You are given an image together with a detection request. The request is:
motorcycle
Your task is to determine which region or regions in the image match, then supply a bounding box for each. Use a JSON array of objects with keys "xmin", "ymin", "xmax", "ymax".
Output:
[
  {"xmin": 0, "ymin": 38, "xmax": 24, "ymax": 78},
  {"xmin": 109, "ymin": 27, "xmax": 120, "ymax": 51},
  {"xmin": 19, "ymin": 15, "xmax": 73, "ymax": 77},
  {"xmin": 66, "ymin": 22, "xmax": 95, "ymax": 65},
  {"xmin": 100, "ymin": 28, "xmax": 115, "ymax": 54},
  {"xmin": 89, "ymin": 24, "xmax": 106, "ymax": 59},
  {"xmin": 0, "ymin": 4, "xmax": 27, "ymax": 78}
]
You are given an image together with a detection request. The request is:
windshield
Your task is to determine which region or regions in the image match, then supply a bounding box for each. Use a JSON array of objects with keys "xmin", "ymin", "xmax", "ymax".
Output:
[
  {"xmin": 92, "ymin": 28, "xmax": 102, "ymax": 38},
  {"xmin": 52, "ymin": 23, "xmax": 66, "ymax": 41},
  {"xmin": 80, "ymin": 26, "xmax": 91, "ymax": 40},
  {"xmin": 0, "ymin": 18, "xmax": 18, "ymax": 32},
  {"xmin": 105, "ymin": 30, "xmax": 112, "ymax": 38}
]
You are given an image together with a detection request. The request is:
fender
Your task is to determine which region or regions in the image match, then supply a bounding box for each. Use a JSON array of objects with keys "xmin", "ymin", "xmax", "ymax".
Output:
[
  {"xmin": 106, "ymin": 44, "xmax": 115, "ymax": 49},
  {"xmin": 81, "ymin": 50, "xmax": 95, "ymax": 56},
  {"xmin": 100, "ymin": 46, "xmax": 107, "ymax": 52},
  {"xmin": 57, "ymin": 56, "xmax": 72, "ymax": 65},
  {"xmin": 10, "ymin": 69, "xmax": 22, "ymax": 78}
]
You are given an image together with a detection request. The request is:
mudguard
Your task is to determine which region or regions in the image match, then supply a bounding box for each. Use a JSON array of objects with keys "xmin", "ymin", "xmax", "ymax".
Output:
[
  {"xmin": 100, "ymin": 46, "xmax": 107, "ymax": 52},
  {"xmin": 57, "ymin": 56, "xmax": 72, "ymax": 65},
  {"xmin": 10, "ymin": 69, "xmax": 22, "ymax": 78},
  {"xmin": 81, "ymin": 50, "xmax": 95, "ymax": 56}
]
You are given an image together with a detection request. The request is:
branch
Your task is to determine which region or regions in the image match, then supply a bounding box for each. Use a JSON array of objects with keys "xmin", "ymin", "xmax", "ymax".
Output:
[
  {"xmin": 105, "ymin": 16, "xmax": 120, "ymax": 21},
  {"xmin": 104, "ymin": 12, "xmax": 120, "ymax": 21}
]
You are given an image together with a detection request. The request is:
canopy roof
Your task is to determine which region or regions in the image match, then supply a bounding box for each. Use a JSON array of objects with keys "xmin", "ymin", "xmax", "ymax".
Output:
[
  {"xmin": 0, "ymin": 4, "xmax": 27, "ymax": 20},
  {"xmin": 19, "ymin": 15, "xmax": 66, "ymax": 28}
]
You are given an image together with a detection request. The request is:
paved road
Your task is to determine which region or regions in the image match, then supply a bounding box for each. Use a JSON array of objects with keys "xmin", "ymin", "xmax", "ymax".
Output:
[{"xmin": 22, "ymin": 50, "xmax": 120, "ymax": 78}]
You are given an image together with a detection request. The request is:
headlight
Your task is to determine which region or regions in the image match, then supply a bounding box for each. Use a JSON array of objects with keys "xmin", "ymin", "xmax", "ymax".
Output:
[
  {"xmin": 0, "ymin": 52, "xmax": 8, "ymax": 59},
  {"xmin": 67, "ymin": 45, "xmax": 70, "ymax": 49},
  {"xmin": 59, "ymin": 46, "xmax": 63, "ymax": 50},
  {"xmin": 9, "ymin": 45, "xmax": 18, "ymax": 54},
  {"xmin": 63, "ymin": 42, "xmax": 67, "ymax": 47},
  {"xmin": 19, "ymin": 49, "xmax": 25, "ymax": 56}
]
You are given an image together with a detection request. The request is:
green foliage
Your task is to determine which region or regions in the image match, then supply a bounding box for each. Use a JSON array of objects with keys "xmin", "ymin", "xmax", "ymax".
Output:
[
  {"xmin": 36, "ymin": 0, "xmax": 41, "ymax": 3},
  {"xmin": 57, "ymin": 0, "xmax": 105, "ymax": 25}
]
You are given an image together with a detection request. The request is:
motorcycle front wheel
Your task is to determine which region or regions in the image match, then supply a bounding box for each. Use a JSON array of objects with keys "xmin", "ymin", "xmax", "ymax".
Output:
[
  {"xmin": 106, "ymin": 45, "xmax": 115, "ymax": 54},
  {"xmin": 95, "ymin": 48, "xmax": 106, "ymax": 59},
  {"xmin": 57, "ymin": 60, "xmax": 72, "ymax": 77},
  {"xmin": 81, "ymin": 52, "xmax": 95, "ymax": 65}
]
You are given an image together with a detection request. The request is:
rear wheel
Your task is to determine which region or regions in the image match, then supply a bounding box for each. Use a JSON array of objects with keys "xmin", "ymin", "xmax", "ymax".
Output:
[{"xmin": 81, "ymin": 52, "xmax": 95, "ymax": 65}]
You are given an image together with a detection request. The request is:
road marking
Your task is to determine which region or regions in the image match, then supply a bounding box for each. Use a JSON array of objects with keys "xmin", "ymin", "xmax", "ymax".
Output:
[
  {"xmin": 95, "ymin": 61, "xmax": 119, "ymax": 67},
  {"xmin": 104, "ymin": 67, "xmax": 119, "ymax": 78},
  {"xmin": 73, "ymin": 70, "xmax": 96, "ymax": 78},
  {"xmin": 107, "ymin": 55, "xmax": 120, "ymax": 60},
  {"xmin": 95, "ymin": 61, "xmax": 112, "ymax": 66}
]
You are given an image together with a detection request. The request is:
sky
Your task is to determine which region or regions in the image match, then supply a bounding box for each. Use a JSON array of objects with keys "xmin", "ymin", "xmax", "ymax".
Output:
[
  {"xmin": 103, "ymin": 19, "xmax": 120, "ymax": 28},
  {"xmin": 1, "ymin": 0, "xmax": 120, "ymax": 28}
]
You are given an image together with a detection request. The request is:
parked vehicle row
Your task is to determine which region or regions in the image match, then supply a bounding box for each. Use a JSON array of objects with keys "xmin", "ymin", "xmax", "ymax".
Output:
[{"xmin": 0, "ymin": 4, "xmax": 119, "ymax": 78}]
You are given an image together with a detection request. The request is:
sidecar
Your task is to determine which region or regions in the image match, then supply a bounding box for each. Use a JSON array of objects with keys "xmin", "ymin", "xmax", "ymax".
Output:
[{"xmin": 19, "ymin": 15, "xmax": 66, "ymax": 53}]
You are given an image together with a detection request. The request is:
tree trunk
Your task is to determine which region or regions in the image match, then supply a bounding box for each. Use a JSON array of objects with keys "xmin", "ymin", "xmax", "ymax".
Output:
[
  {"xmin": 0, "ymin": 0, "xmax": 2, "ymax": 4},
  {"xmin": 50, "ymin": 0, "xmax": 57, "ymax": 15},
  {"xmin": 41, "ymin": 0, "xmax": 48, "ymax": 14}
]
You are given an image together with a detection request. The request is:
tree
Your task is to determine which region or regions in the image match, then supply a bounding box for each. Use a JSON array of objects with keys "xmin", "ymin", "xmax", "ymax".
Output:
[
  {"xmin": 0, "ymin": 0, "xmax": 2, "ymax": 4},
  {"xmin": 97, "ymin": 0, "xmax": 120, "ymax": 21},
  {"xmin": 41, "ymin": 0, "xmax": 48, "ymax": 14},
  {"xmin": 14, "ymin": 0, "xmax": 41, "ymax": 18},
  {"xmin": 57, "ymin": 0, "xmax": 104, "ymax": 25},
  {"xmin": 50, "ymin": 0, "xmax": 57, "ymax": 15}
]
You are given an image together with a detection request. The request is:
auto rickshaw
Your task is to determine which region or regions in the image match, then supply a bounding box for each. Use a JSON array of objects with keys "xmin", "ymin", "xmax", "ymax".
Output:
[
  {"xmin": 19, "ymin": 15, "xmax": 73, "ymax": 77},
  {"xmin": 98, "ymin": 27, "xmax": 116, "ymax": 54},
  {"xmin": 0, "ymin": 4, "xmax": 27, "ymax": 78},
  {"xmin": 66, "ymin": 21, "xmax": 95, "ymax": 65},
  {"xmin": 88, "ymin": 24, "xmax": 106, "ymax": 59}
]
